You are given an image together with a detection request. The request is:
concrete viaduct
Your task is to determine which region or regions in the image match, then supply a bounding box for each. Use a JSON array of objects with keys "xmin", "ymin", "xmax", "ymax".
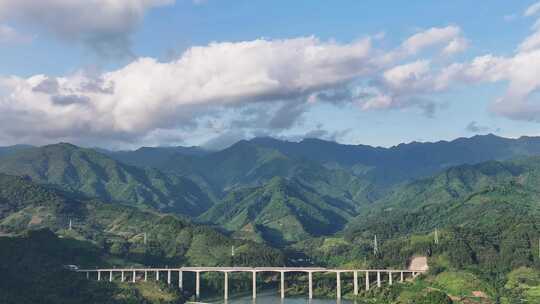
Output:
[{"xmin": 78, "ymin": 267, "xmax": 426, "ymax": 300}]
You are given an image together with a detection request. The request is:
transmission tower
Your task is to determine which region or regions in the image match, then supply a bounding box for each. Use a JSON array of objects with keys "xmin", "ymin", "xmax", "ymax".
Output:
[{"xmin": 373, "ymin": 235, "xmax": 379, "ymax": 255}]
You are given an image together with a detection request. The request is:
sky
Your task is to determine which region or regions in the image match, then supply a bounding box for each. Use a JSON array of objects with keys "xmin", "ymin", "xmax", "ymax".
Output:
[{"xmin": 1, "ymin": 1, "xmax": 540, "ymax": 149}]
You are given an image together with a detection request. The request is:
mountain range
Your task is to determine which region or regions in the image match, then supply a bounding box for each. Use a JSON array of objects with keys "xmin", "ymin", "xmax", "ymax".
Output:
[{"xmin": 2, "ymin": 134, "xmax": 540, "ymax": 245}]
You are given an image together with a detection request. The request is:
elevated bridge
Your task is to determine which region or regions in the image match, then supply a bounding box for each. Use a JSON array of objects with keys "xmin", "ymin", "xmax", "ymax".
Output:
[{"xmin": 78, "ymin": 266, "xmax": 426, "ymax": 300}]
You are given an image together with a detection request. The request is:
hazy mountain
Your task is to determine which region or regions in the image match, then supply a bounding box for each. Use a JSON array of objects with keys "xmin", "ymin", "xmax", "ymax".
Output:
[
  {"xmin": 249, "ymin": 134, "xmax": 540, "ymax": 184},
  {"xmin": 199, "ymin": 177, "xmax": 358, "ymax": 245},
  {"xmin": 0, "ymin": 143, "xmax": 213, "ymax": 216},
  {"xmin": 157, "ymin": 140, "xmax": 373, "ymax": 205},
  {"xmin": 103, "ymin": 146, "xmax": 210, "ymax": 168},
  {"xmin": 0, "ymin": 145, "xmax": 33, "ymax": 157}
]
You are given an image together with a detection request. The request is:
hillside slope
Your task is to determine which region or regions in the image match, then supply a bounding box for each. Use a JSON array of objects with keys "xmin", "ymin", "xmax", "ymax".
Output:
[
  {"xmin": 0, "ymin": 143, "xmax": 213, "ymax": 216},
  {"xmin": 0, "ymin": 173, "xmax": 284, "ymax": 267},
  {"xmin": 199, "ymin": 177, "xmax": 357, "ymax": 245}
]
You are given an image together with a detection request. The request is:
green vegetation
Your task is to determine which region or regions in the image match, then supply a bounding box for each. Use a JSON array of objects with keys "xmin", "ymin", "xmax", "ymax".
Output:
[
  {"xmin": 199, "ymin": 177, "xmax": 356, "ymax": 245},
  {"xmin": 0, "ymin": 229, "xmax": 184, "ymax": 304},
  {"xmin": 0, "ymin": 143, "xmax": 213, "ymax": 216}
]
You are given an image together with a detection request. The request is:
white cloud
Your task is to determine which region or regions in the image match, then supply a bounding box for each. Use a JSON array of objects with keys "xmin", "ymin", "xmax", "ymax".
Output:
[
  {"xmin": 525, "ymin": 1, "xmax": 540, "ymax": 17},
  {"xmin": 0, "ymin": 36, "xmax": 375, "ymax": 145},
  {"xmin": 401, "ymin": 26, "xmax": 462, "ymax": 55},
  {"xmin": 0, "ymin": 26, "xmax": 473, "ymax": 146},
  {"xmin": 442, "ymin": 37, "xmax": 469, "ymax": 55},
  {"xmin": 0, "ymin": 0, "xmax": 175, "ymax": 55},
  {"xmin": 382, "ymin": 60, "xmax": 431, "ymax": 89}
]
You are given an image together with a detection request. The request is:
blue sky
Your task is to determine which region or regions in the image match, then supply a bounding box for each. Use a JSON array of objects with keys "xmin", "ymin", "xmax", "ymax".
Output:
[{"xmin": 1, "ymin": 1, "xmax": 540, "ymax": 149}]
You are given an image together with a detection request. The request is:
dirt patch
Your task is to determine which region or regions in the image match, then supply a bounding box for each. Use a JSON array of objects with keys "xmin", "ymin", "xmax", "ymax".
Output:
[
  {"xmin": 472, "ymin": 291, "xmax": 488, "ymax": 298},
  {"xmin": 29, "ymin": 215, "xmax": 43, "ymax": 225},
  {"xmin": 408, "ymin": 256, "xmax": 429, "ymax": 271}
]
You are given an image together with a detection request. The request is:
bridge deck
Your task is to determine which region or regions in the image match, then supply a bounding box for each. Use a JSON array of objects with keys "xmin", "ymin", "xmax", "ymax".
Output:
[{"xmin": 77, "ymin": 267, "xmax": 426, "ymax": 273}]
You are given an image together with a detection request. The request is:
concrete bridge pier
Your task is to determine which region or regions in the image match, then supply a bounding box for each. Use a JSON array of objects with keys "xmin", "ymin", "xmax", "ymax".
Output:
[
  {"xmin": 132, "ymin": 270, "xmax": 136, "ymax": 283},
  {"xmin": 353, "ymin": 271, "xmax": 358, "ymax": 296},
  {"xmin": 195, "ymin": 271, "xmax": 201, "ymax": 299},
  {"xmin": 97, "ymin": 271, "xmax": 101, "ymax": 281},
  {"xmin": 336, "ymin": 272, "xmax": 341, "ymax": 300},
  {"xmin": 389, "ymin": 271, "xmax": 393, "ymax": 285},
  {"xmin": 365, "ymin": 271, "xmax": 370, "ymax": 291},
  {"xmin": 224, "ymin": 272, "xmax": 229, "ymax": 300},
  {"xmin": 178, "ymin": 271, "xmax": 183, "ymax": 289},
  {"xmin": 121, "ymin": 271, "xmax": 125, "ymax": 282},
  {"xmin": 280, "ymin": 271, "xmax": 285, "ymax": 299},
  {"xmin": 400, "ymin": 271, "xmax": 404, "ymax": 282},
  {"xmin": 252, "ymin": 271, "xmax": 257, "ymax": 299},
  {"xmin": 109, "ymin": 271, "xmax": 113, "ymax": 282},
  {"xmin": 377, "ymin": 271, "xmax": 381, "ymax": 288},
  {"xmin": 144, "ymin": 271, "xmax": 148, "ymax": 282},
  {"xmin": 156, "ymin": 270, "xmax": 159, "ymax": 281},
  {"xmin": 308, "ymin": 271, "xmax": 313, "ymax": 299},
  {"xmin": 167, "ymin": 270, "xmax": 171, "ymax": 285}
]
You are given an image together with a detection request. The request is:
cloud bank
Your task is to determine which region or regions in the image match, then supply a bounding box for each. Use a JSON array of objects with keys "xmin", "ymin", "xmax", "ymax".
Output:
[{"xmin": 0, "ymin": 25, "xmax": 469, "ymax": 146}]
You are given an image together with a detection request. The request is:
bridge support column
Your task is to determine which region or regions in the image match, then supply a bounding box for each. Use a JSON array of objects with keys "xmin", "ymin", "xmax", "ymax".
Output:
[
  {"xmin": 121, "ymin": 271, "xmax": 125, "ymax": 282},
  {"xmin": 167, "ymin": 270, "xmax": 171, "ymax": 285},
  {"xmin": 389, "ymin": 271, "xmax": 393, "ymax": 285},
  {"xmin": 133, "ymin": 271, "xmax": 136, "ymax": 283},
  {"xmin": 144, "ymin": 271, "xmax": 148, "ymax": 282},
  {"xmin": 365, "ymin": 271, "xmax": 370, "ymax": 291},
  {"xmin": 400, "ymin": 271, "xmax": 404, "ymax": 282},
  {"xmin": 156, "ymin": 271, "xmax": 159, "ymax": 281},
  {"xmin": 196, "ymin": 271, "xmax": 200, "ymax": 299},
  {"xmin": 97, "ymin": 271, "xmax": 101, "ymax": 281},
  {"xmin": 86, "ymin": 271, "xmax": 89, "ymax": 280},
  {"xmin": 252, "ymin": 271, "xmax": 257, "ymax": 299},
  {"xmin": 178, "ymin": 271, "xmax": 183, "ymax": 289},
  {"xmin": 224, "ymin": 272, "xmax": 228, "ymax": 300},
  {"xmin": 280, "ymin": 271, "xmax": 285, "ymax": 299},
  {"xmin": 353, "ymin": 271, "xmax": 358, "ymax": 296},
  {"xmin": 110, "ymin": 271, "xmax": 113, "ymax": 282},
  {"xmin": 308, "ymin": 272, "xmax": 313, "ymax": 299},
  {"xmin": 377, "ymin": 271, "xmax": 381, "ymax": 288},
  {"xmin": 336, "ymin": 272, "xmax": 341, "ymax": 300}
]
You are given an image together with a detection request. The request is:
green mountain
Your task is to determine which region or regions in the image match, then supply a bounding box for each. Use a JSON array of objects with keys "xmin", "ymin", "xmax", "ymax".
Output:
[
  {"xmin": 336, "ymin": 157, "xmax": 540, "ymax": 279},
  {"xmin": 248, "ymin": 134, "xmax": 540, "ymax": 184},
  {"xmin": 0, "ymin": 173, "xmax": 283, "ymax": 267},
  {"xmin": 199, "ymin": 177, "xmax": 357, "ymax": 245},
  {"xmin": 346, "ymin": 157, "xmax": 540, "ymax": 237},
  {"xmin": 0, "ymin": 143, "xmax": 213, "ymax": 216},
  {"xmin": 153, "ymin": 140, "xmax": 373, "ymax": 206}
]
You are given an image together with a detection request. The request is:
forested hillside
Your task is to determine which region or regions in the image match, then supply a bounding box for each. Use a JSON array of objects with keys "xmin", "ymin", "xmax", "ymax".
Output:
[{"xmin": 0, "ymin": 144, "xmax": 214, "ymax": 216}]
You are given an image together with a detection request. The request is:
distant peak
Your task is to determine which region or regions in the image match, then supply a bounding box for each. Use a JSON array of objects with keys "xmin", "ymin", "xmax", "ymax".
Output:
[{"xmin": 43, "ymin": 142, "xmax": 79, "ymax": 149}]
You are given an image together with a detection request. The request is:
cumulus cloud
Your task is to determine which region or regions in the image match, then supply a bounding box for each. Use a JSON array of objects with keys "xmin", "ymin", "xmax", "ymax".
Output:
[
  {"xmin": 0, "ymin": 0, "xmax": 175, "ymax": 55},
  {"xmin": 0, "ymin": 26, "xmax": 471, "ymax": 146}
]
